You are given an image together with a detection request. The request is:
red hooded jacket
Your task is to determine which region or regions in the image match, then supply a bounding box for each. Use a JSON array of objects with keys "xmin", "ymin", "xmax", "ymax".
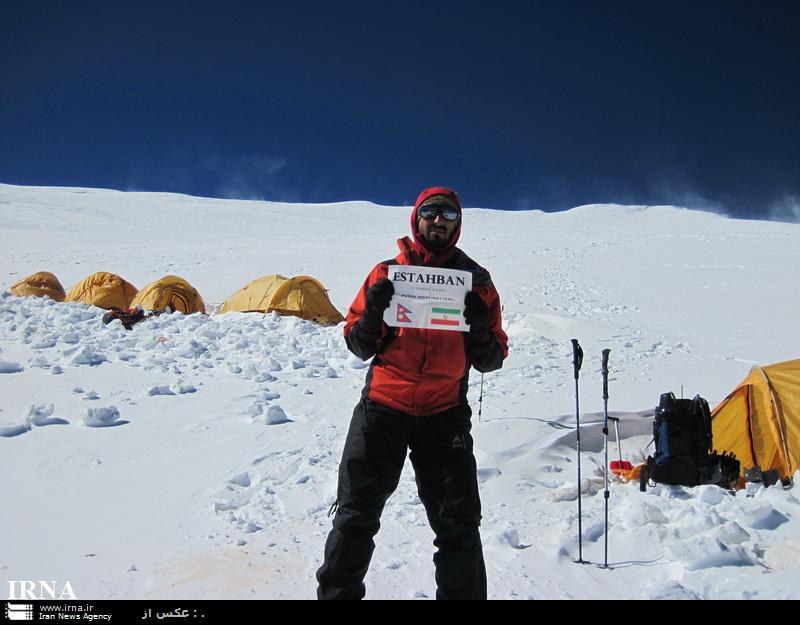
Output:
[{"xmin": 344, "ymin": 187, "xmax": 509, "ymax": 416}]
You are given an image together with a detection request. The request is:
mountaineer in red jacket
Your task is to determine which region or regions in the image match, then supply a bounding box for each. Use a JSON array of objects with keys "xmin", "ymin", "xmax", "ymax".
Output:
[{"xmin": 316, "ymin": 186, "xmax": 509, "ymax": 600}]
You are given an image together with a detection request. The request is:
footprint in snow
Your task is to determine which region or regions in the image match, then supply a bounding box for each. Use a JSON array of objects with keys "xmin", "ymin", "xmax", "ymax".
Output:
[
  {"xmin": 84, "ymin": 406, "xmax": 129, "ymax": 428},
  {"xmin": 0, "ymin": 422, "xmax": 32, "ymax": 438},
  {"xmin": 250, "ymin": 405, "xmax": 293, "ymax": 425},
  {"xmin": 0, "ymin": 360, "xmax": 23, "ymax": 373},
  {"xmin": 266, "ymin": 405, "xmax": 292, "ymax": 424},
  {"xmin": 148, "ymin": 384, "xmax": 197, "ymax": 396},
  {"xmin": 229, "ymin": 472, "xmax": 251, "ymax": 487},
  {"xmin": 26, "ymin": 403, "xmax": 69, "ymax": 426}
]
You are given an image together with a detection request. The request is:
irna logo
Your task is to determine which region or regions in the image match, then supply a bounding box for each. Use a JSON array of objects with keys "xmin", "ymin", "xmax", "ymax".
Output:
[{"xmin": 7, "ymin": 581, "xmax": 77, "ymax": 600}]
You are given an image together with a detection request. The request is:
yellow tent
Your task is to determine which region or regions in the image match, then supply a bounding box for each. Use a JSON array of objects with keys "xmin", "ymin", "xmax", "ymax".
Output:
[
  {"xmin": 220, "ymin": 274, "xmax": 344, "ymax": 325},
  {"xmin": 711, "ymin": 358, "xmax": 800, "ymax": 480},
  {"xmin": 220, "ymin": 274, "xmax": 289, "ymax": 314},
  {"xmin": 65, "ymin": 272, "xmax": 139, "ymax": 310},
  {"xmin": 131, "ymin": 275, "xmax": 205, "ymax": 314},
  {"xmin": 10, "ymin": 271, "xmax": 66, "ymax": 302}
]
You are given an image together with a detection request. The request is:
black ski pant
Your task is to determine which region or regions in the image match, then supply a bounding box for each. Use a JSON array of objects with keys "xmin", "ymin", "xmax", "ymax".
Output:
[{"xmin": 316, "ymin": 398, "xmax": 486, "ymax": 600}]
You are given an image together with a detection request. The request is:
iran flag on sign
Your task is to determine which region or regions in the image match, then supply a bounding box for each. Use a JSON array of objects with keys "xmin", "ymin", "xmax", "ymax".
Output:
[{"xmin": 430, "ymin": 306, "xmax": 461, "ymax": 326}]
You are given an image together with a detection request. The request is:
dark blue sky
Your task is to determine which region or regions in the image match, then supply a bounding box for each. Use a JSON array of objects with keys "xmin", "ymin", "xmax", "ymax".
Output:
[{"xmin": 2, "ymin": 1, "xmax": 798, "ymax": 218}]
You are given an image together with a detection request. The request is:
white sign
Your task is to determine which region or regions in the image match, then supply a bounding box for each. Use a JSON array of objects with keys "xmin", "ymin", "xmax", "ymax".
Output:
[{"xmin": 383, "ymin": 265, "xmax": 472, "ymax": 332}]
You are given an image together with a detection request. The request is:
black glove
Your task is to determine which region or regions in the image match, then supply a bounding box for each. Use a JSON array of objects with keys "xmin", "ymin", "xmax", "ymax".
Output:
[
  {"xmin": 463, "ymin": 291, "xmax": 490, "ymax": 331},
  {"xmin": 365, "ymin": 278, "xmax": 394, "ymax": 315}
]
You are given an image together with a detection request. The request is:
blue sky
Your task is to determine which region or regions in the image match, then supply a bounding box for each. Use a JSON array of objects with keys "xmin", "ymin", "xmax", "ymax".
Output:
[{"xmin": 1, "ymin": 0, "xmax": 798, "ymax": 218}]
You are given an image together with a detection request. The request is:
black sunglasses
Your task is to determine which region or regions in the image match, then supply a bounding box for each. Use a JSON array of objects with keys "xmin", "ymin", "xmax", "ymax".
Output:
[{"xmin": 418, "ymin": 204, "xmax": 461, "ymax": 222}]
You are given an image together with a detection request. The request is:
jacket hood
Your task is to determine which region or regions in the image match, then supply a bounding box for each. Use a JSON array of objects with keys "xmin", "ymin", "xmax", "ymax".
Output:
[{"xmin": 408, "ymin": 186, "xmax": 462, "ymax": 266}]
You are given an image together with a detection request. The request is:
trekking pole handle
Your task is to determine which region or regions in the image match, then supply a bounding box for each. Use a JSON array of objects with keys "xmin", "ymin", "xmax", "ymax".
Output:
[
  {"xmin": 601, "ymin": 348, "xmax": 610, "ymax": 400},
  {"xmin": 571, "ymin": 339, "xmax": 583, "ymax": 380}
]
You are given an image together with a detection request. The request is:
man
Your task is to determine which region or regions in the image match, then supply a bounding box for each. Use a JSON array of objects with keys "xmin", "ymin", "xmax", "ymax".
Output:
[{"xmin": 316, "ymin": 186, "xmax": 508, "ymax": 600}]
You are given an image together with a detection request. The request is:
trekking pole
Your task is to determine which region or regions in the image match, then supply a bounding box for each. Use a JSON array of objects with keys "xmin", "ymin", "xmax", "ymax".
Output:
[
  {"xmin": 478, "ymin": 372, "xmax": 484, "ymax": 423},
  {"xmin": 601, "ymin": 348, "xmax": 611, "ymax": 569},
  {"xmin": 571, "ymin": 339, "xmax": 587, "ymax": 564}
]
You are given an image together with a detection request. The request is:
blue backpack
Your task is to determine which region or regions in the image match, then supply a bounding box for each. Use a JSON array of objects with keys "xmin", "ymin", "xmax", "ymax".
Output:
[{"xmin": 641, "ymin": 392, "xmax": 739, "ymax": 489}]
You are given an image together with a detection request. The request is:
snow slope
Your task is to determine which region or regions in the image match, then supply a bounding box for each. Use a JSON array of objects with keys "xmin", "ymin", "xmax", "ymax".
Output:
[{"xmin": 1, "ymin": 183, "xmax": 799, "ymax": 600}]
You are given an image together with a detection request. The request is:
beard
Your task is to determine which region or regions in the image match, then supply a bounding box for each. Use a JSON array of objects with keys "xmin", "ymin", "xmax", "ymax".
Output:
[{"xmin": 420, "ymin": 233, "xmax": 450, "ymax": 252}]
